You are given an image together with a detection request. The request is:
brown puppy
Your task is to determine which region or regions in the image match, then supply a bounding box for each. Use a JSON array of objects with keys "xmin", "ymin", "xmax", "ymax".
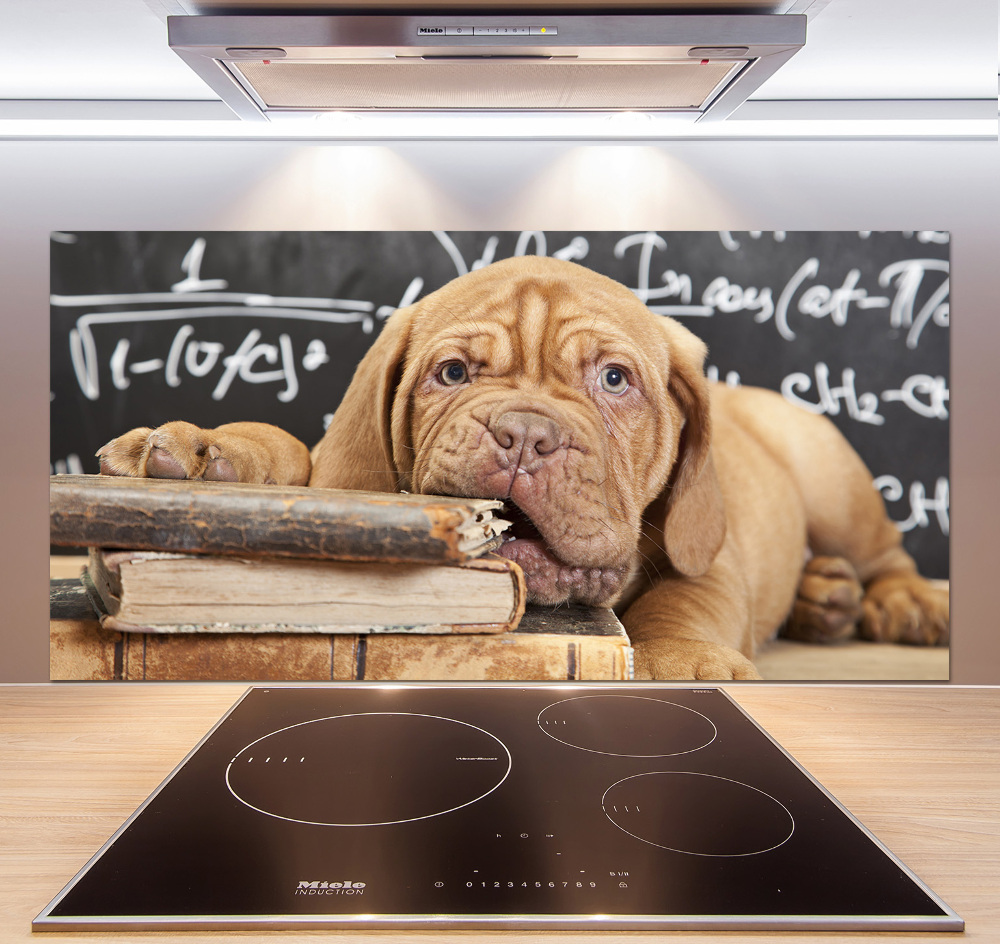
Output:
[{"xmin": 98, "ymin": 257, "xmax": 948, "ymax": 679}]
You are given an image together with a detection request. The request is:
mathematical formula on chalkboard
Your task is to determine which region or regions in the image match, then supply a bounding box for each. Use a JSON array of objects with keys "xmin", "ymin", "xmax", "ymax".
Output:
[{"xmin": 50, "ymin": 231, "xmax": 949, "ymax": 577}]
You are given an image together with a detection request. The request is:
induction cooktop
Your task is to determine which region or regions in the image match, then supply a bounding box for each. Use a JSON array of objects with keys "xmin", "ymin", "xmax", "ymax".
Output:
[{"xmin": 34, "ymin": 685, "xmax": 962, "ymax": 932}]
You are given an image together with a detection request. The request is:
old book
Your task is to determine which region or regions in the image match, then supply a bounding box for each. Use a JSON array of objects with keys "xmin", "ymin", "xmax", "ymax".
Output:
[
  {"xmin": 50, "ymin": 474, "xmax": 510, "ymax": 563},
  {"xmin": 85, "ymin": 548, "xmax": 526, "ymax": 634},
  {"xmin": 49, "ymin": 585, "xmax": 634, "ymax": 682}
]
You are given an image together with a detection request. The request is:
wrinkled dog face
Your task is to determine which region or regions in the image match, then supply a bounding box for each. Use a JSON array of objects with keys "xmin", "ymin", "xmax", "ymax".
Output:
[{"xmin": 389, "ymin": 258, "xmax": 686, "ymax": 607}]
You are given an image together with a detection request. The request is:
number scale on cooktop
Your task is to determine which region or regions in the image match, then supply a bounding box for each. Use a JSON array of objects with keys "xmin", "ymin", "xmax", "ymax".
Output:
[{"xmin": 34, "ymin": 686, "xmax": 962, "ymax": 932}]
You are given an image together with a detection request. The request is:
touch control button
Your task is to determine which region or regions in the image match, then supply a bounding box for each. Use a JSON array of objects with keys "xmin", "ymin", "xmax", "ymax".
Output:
[{"xmin": 472, "ymin": 26, "xmax": 535, "ymax": 35}]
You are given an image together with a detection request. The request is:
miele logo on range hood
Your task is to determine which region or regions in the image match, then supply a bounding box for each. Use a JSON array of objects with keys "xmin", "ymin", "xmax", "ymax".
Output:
[{"xmin": 166, "ymin": 13, "xmax": 806, "ymax": 122}]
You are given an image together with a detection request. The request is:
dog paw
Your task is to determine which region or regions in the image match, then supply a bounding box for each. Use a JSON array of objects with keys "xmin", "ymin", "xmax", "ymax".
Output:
[
  {"xmin": 95, "ymin": 427, "xmax": 156, "ymax": 477},
  {"xmin": 781, "ymin": 556, "xmax": 863, "ymax": 644},
  {"xmin": 97, "ymin": 422, "xmax": 268, "ymax": 484},
  {"xmin": 632, "ymin": 639, "xmax": 762, "ymax": 681},
  {"xmin": 859, "ymin": 574, "xmax": 950, "ymax": 646}
]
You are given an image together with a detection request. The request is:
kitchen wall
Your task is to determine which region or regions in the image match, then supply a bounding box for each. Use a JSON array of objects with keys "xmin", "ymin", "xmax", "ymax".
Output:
[{"xmin": 2, "ymin": 136, "xmax": 996, "ymax": 682}]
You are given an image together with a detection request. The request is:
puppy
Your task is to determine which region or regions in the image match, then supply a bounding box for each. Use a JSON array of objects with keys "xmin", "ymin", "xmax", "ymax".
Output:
[{"xmin": 98, "ymin": 256, "xmax": 949, "ymax": 679}]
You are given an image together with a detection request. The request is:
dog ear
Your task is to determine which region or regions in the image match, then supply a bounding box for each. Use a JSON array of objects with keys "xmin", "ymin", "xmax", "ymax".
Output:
[
  {"xmin": 309, "ymin": 307, "xmax": 415, "ymax": 491},
  {"xmin": 658, "ymin": 320, "xmax": 727, "ymax": 577}
]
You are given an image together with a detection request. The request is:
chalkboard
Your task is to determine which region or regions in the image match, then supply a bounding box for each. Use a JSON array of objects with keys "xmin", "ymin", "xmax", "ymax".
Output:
[{"xmin": 50, "ymin": 231, "xmax": 950, "ymax": 579}]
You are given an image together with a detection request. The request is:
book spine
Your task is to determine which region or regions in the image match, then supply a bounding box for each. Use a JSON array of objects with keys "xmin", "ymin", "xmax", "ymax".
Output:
[{"xmin": 49, "ymin": 623, "xmax": 632, "ymax": 681}]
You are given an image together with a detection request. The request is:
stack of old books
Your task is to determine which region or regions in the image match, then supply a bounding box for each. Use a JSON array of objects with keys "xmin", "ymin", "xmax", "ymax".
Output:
[{"xmin": 49, "ymin": 475, "xmax": 633, "ymax": 681}]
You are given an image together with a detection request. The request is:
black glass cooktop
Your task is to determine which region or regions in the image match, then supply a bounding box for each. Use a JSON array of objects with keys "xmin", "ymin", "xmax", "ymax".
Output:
[{"xmin": 34, "ymin": 685, "xmax": 962, "ymax": 932}]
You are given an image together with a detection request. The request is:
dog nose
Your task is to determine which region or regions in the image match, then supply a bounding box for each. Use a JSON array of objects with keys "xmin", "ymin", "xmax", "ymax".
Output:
[{"xmin": 493, "ymin": 411, "xmax": 562, "ymax": 459}]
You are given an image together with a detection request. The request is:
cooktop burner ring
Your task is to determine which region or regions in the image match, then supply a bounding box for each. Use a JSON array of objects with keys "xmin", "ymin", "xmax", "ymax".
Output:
[
  {"xmin": 602, "ymin": 770, "xmax": 795, "ymax": 857},
  {"xmin": 537, "ymin": 694, "xmax": 717, "ymax": 757},
  {"xmin": 225, "ymin": 711, "xmax": 512, "ymax": 827}
]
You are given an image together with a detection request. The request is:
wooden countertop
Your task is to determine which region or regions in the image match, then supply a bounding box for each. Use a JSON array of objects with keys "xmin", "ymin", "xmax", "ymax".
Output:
[{"xmin": 2, "ymin": 683, "xmax": 997, "ymax": 942}]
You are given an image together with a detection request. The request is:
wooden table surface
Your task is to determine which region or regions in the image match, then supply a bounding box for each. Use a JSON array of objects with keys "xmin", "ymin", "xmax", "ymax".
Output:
[{"xmin": 2, "ymin": 683, "xmax": 997, "ymax": 943}]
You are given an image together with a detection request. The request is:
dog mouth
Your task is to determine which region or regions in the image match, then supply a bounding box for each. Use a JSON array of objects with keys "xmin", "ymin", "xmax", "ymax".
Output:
[
  {"xmin": 500, "ymin": 502, "xmax": 546, "ymax": 544},
  {"xmin": 495, "ymin": 500, "xmax": 568, "ymax": 570},
  {"xmin": 493, "ymin": 501, "xmax": 627, "ymax": 607}
]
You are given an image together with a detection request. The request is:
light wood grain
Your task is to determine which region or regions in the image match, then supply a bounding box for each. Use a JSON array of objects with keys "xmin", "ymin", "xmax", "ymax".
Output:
[
  {"xmin": 754, "ymin": 637, "xmax": 950, "ymax": 680},
  {"xmin": 3, "ymin": 684, "xmax": 997, "ymax": 942}
]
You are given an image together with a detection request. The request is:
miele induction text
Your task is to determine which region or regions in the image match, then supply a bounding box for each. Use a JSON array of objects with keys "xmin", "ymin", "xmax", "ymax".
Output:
[{"xmin": 295, "ymin": 880, "xmax": 366, "ymax": 896}]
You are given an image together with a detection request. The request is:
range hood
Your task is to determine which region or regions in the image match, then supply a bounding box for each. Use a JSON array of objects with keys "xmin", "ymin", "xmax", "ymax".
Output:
[{"xmin": 167, "ymin": 13, "xmax": 806, "ymax": 122}]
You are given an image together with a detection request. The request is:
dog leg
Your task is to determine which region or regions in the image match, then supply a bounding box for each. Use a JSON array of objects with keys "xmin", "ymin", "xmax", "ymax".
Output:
[
  {"xmin": 716, "ymin": 387, "xmax": 949, "ymax": 648},
  {"xmin": 97, "ymin": 421, "xmax": 311, "ymax": 486},
  {"xmin": 629, "ymin": 637, "xmax": 761, "ymax": 680},
  {"xmin": 621, "ymin": 559, "xmax": 762, "ymax": 680},
  {"xmin": 781, "ymin": 556, "xmax": 864, "ymax": 644},
  {"xmin": 804, "ymin": 473, "xmax": 950, "ymax": 648},
  {"xmin": 809, "ymin": 506, "xmax": 949, "ymax": 647}
]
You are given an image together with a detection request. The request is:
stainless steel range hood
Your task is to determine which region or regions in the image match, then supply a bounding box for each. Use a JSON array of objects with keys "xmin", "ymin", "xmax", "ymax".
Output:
[{"xmin": 167, "ymin": 13, "xmax": 806, "ymax": 122}]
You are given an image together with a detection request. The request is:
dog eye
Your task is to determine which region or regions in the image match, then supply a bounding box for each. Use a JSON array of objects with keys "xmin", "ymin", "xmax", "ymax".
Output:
[
  {"xmin": 438, "ymin": 361, "xmax": 470, "ymax": 386},
  {"xmin": 599, "ymin": 365, "xmax": 630, "ymax": 394}
]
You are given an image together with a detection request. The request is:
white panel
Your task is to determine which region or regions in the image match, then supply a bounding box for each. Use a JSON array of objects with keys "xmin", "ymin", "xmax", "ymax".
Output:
[
  {"xmin": 1, "ymin": 137, "xmax": 998, "ymax": 684},
  {"xmin": 0, "ymin": 0, "xmax": 216, "ymax": 99},
  {"xmin": 750, "ymin": 0, "xmax": 998, "ymax": 100}
]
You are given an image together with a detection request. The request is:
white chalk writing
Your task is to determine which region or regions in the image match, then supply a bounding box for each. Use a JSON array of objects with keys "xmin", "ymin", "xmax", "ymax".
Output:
[
  {"xmin": 705, "ymin": 366, "xmax": 742, "ymax": 387},
  {"xmin": 875, "ymin": 476, "xmax": 949, "ymax": 535},
  {"xmin": 434, "ymin": 230, "xmax": 591, "ymax": 278},
  {"xmin": 53, "ymin": 233, "xmax": 949, "ymax": 414},
  {"xmin": 773, "ymin": 259, "xmax": 893, "ymax": 341},
  {"xmin": 781, "ymin": 363, "xmax": 884, "ymax": 425},
  {"xmin": 50, "ymin": 453, "xmax": 85, "ymax": 475},
  {"xmin": 878, "ymin": 259, "xmax": 949, "ymax": 349},
  {"xmin": 614, "ymin": 232, "xmax": 710, "ymax": 315},
  {"xmin": 718, "ymin": 231, "xmax": 787, "ymax": 252},
  {"xmin": 171, "ymin": 237, "xmax": 228, "ymax": 293},
  {"xmin": 53, "ymin": 232, "xmax": 416, "ymax": 401},
  {"xmin": 65, "ymin": 307, "xmax": 379, "ymax": 401},
  {"xmin": 859, "ymin": 231, "xmax": 950, "ymax": 245},
  {"xmin": 702, "ymin": 275, "xmax": 774, "ymax": 323},
  {"xmin": 881, "ymin": 374, "xmax": 949, "ymax": 419},
  {"xmin": 599, "ymin": 234, "xmax": 948, "ymax": 343},
  {"xmin": 781, "ymin": 364, "xmax": 950, "ymax": 426},
  {"xmin": 103, "ymin": 323, "xmax": 335, "ymax": 402}
]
